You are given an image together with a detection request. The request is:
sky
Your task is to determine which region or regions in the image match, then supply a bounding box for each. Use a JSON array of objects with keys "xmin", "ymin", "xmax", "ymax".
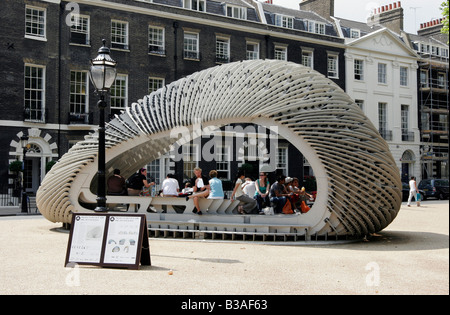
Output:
[{"xmin": 274, "ymin": 0, "xmax": 445, "ymax": 34}]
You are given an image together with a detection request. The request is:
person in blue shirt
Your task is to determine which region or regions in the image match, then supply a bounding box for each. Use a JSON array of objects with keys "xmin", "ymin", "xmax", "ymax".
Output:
[{"xmin": 208, "ymin": 170, "xmax": 224, "ymax": 199}]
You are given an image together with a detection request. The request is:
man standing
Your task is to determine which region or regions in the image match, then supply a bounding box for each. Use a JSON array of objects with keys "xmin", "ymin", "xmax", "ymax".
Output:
[{"xmin": 407, "ymin": 176, "xmax": 420, "ymax": 207}]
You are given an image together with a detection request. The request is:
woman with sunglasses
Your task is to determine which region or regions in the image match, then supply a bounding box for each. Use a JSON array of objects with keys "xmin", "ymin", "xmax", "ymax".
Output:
[{"xmin": 254, "ymin": 172, "xmax": 270, "ymax": 214}]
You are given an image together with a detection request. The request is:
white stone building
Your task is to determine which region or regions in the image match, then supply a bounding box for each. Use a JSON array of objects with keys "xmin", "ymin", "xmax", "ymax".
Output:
[{"xmin": 340, "ymin": 26, "xmax": 421, "ymax": 182}]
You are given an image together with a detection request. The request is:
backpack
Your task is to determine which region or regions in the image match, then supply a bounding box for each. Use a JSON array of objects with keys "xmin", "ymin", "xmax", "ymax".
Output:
[{"xmin": 126, "ymin": 173, "xmax": 142, "ymax": 189}]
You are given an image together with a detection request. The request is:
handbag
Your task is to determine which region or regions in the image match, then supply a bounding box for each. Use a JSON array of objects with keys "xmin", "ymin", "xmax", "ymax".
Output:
[
  {"xmin": 140, "ymin": 187, "xmax": 151, "ymax": 197},
  {"xmin": 282, "ymin": 200, "xmax": 294, "ymax": 214},
  {"xmin": 300, "ymin": 201, "xmax": 311, "ymax": 214}
]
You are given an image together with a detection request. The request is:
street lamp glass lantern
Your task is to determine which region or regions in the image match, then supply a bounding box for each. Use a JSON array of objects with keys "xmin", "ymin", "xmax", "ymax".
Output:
[
  {"xmin": 89, "ymin": 40, "xmax": 117, "ymax": 92},
  {"xmin": 20, "ymin": 135, "xmax": 29, "ymax": 150}
]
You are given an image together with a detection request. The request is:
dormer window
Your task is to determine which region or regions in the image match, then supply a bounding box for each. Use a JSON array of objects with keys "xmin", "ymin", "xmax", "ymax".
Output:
[
  {"xmin": 184, "ymin": 0, "xmax": 206, "ymax": 12},
  {"xmin": 306, "ymin": 20, "xmax": 325, "ymax": 35},
  {"xmin": 227, "ymin": 5, "xmax": 247, "ymax": 20},
  {"xmin": 415, "ymin": 41, "xmax": 449, "ymax": 58},
  {"xmin": 350, "ymin": 29, "xmax": 360, "ymax": 39},
  {"xmin": 275, "ymin": 14, "xmax": 294, "ymax": 29}
]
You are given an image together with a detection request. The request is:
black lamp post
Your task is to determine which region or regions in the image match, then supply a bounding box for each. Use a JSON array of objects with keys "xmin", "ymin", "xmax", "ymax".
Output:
[
  {"xmin": 20, "ymin": 135, "xmax": 29, "ymax": 213},
  {"xmin": 89, "ymin": 39, "xmax": 117, "ymax": 212}
]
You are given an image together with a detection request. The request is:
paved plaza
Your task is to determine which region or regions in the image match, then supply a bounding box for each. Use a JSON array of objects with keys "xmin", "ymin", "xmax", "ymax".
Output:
[{"xmin": 0, "ymin": 200, "xmax": 448, "ymax": 295}]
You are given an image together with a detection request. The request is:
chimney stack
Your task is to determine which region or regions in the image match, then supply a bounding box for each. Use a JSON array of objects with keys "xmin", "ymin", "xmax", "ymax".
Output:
[
  {"xmin": 418, "ymin": 18, "xmax": 448, "ymax": 43},
  {"xmin": 300, "ymin": 0, "xmax": 335, "ymax": 20},
  {"xmin": 367, "ymin": 1, "xmax": 404, "ymax": 34}
]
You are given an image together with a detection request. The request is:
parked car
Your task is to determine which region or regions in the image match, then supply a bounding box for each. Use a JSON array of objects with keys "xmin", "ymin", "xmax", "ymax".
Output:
[
  {"xmin": 402, "ymin": 183, "xmax": 425, "ymax": 202},
  {"xmin": 418, "ymin": 179, "xmax": 449, "ymax": 200}
]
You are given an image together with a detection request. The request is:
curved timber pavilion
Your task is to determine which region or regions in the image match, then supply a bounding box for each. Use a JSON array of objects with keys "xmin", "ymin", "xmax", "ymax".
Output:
[{"xmin": 36, "ymin": 60, "xmax": 402, "ymax": 241}]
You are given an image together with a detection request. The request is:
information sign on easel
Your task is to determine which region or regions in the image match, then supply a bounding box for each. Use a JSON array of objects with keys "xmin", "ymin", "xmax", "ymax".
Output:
[{"xmin": 65, "ymin": 213, "xmax": 151, "ymax": 270}]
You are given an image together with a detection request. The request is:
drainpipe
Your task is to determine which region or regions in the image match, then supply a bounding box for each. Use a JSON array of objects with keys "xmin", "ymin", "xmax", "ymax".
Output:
[
  {"xmin": 58, "ymin": 1, "xmax": 64, "ymax": 159},
  {"xmin": 173, "ymin": 21, "xmax": 179, "ymax": 81}
]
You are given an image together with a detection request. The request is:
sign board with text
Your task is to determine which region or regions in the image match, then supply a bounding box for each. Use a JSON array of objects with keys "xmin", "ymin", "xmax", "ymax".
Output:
[{"xmin": 65, "ymin": 213, "xmax": 150, "ymax": 270}]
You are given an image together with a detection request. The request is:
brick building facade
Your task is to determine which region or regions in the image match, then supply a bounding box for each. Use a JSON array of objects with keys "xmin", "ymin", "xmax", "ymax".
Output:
[{"xmin": 0, "ymin": 0, "xmax": 346, "ymax": 194}]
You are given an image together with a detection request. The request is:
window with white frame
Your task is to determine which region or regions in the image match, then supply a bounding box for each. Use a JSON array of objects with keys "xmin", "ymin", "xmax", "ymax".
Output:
[
  {"xmin": 111, "ymin": 20, "xmax": 129, "ymax": 50},
  {"xmin": 420, "ymin": 69, "xmax": 429, "ymax": 88},
  {"xmin": 182, "ymin": 144, "xmax": 199, "ymax": 180},
  {"xmin": 350, "ymin": 29, "xmax": 360, "ymax": 39},
  {"xmin": 420, "ymin": 43, "xmax": 430, "ymax": 54},
  {"xmin": 70, "ymin": 15, "xmax": 89, "ymax": 45},
  {"xmin": 148, "ymin": 26, "xmax": 165, "ymax": 55},
  {"xmin": 301, "ymin": 49, "xmax": 313, "ymax": 68},
  {"xmin": 416, "ymin": 41, "xmax": 449, "ymax": 58},
  {"xmin": 276, "ymin": 147, "xmax": 288, "ymax": 175},
  {"xmin": 147, "ymin": 155, "xmax": 171, "ymax": 187},
  {"xmin": 327, "ymin": 53, "xmax": 338, "ymax": 78},
  {"xmin": 227, "ymin": 5, "xmax": 247, "ymax": 20},
  {"xmin": 216, "ymin": 36, "xmax": 230, "ymax": 63},
  {"xmin": 216, "ymin": 146, "xmax": 231, "ymax": 180},
  {"xmin": 400, "ymin": 66, "xmax": 408, "ymax": 86},
  {"xmin": 148, "ymin": 77, "xmax": 164, "ymax": 94},
  {"xmin": 184, "ymin": 32, "xmax": 199, "ymax": 60},
  {"xmin": 438, "ymin": 72, "xmax": 446, "ymax": 89},
  {"xmin": 275, "ymin": 14, "xmax": 294, "ymax": 29},
  {"xmin": 421, "ymin": 112, "xmax": 430, "ymax": 131},
  {"xmin": 307, "ymin": 20, "xmax": 325, "ymax": 34},
  {"xmin": 147, "ymin": 159, "xmax": 161, "ymax": 185},
  {"xmin": 110, "ymin": 75, "xmax": 127, "ymax": 115},
  {"xmin": 25, "ymin": 6, "xmax": 46, "ymax": 39},
  {"xmin": 432, "ymin": 46, "xmax": 440, "ymax": 56},
  {"xmin": 355, "ymin": 99, "xmax": 364, "ymax": 111},
  {"xmin": 378, "ymin": 63, "xmax": 387, "ymax": 84},
  {"xmin": 184, "ymin": 0, "xmax": 206, "ymax": 12},
  {"xmin": 274, "ymin": 45, "xmax": 287, "ymax": 61},
  {"xmin": 439, "ymin": 114, "xmax": 448, "ymax": 133},
  {"xmin": 354, "ymin": 59, "xmax": 364, "ymax": 81},
  {"xmin": 246, "ymin": 42, "xmax": 259, "ymax": 60},
  {"xmin": 24, "ymin": 64, "xmax": 45, "ymax": 122},
  {"xmin": 378, "ymin": 102, "xmax": 390, "ymax": 140},
  {"xmin": 70, "ymin": 71, "xmax": 88, "ymax": 114},
  {"xmin": 401, "ymin": 105, "xmax": 410, "ymax": 140}
]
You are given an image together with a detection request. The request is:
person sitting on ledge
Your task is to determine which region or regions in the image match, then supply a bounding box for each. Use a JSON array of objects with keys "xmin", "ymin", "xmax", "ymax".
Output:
[
  {"xmin": 107, "ymin": 168, "xmax": 127, "ymax": 196},
  {"xmin": 161, "ymin": 174, "xmax": 179, "ymax": 197},
  {"xmin": 231, "ymin": 170, "xmax": 258, "ymax": 214},
  {"xmin": 208, "ymin": 170, "xmax": 224, "ymax": 200},
  {"xmin": 186, "ymin": 167, "xmax": 210, "ymax": 215},
  {"xmin": 127, "ymin": 168, "xmax": 155, "ymax": 196},
  {"xmin": 269, "ymin": 175, "xmax": 290, "ymax": 214}
]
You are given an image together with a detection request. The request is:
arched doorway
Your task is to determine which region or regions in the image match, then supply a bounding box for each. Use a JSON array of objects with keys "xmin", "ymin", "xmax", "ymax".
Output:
[{"xmin": 10, "ymin": 128, "xmax": 59, "ymax": 195}]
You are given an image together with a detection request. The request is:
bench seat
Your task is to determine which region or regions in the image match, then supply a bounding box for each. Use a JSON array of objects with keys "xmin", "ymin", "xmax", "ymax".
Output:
[{"xmin": 79, "ymin": 189, "xmax": 239, "ymax": 214}]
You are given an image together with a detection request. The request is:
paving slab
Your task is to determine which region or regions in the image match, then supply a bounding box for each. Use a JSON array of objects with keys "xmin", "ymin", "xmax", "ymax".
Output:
[{"xmin": 0, "ymin": 200, "xmax": 448, "ymax": 295}]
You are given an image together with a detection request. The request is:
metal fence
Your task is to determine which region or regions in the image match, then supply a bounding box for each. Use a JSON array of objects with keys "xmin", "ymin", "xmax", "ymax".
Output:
[{"xmin": 0, "ymin": 185, "xmax": 20, "ymax": 207}]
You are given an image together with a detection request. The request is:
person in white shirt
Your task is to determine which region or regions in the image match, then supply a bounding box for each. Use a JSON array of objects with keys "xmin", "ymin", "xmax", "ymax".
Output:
[
  {"xmin": 161, "ymin": 174, "xmax": 179, "ymax": 197},
  {"xmin": 182, "ymin": 182, "xmax": 194, "ymax": 194},
  {"xmin": 242, "ymin": 177, "xmax": 256, "ymax": 197},
  {"xmin": 231, "ymin": 171, "xmax": 257, "ymax": 214},
  {"xmin": 407, "ymin": 176, "xmax": 420, "ymax": 207}
]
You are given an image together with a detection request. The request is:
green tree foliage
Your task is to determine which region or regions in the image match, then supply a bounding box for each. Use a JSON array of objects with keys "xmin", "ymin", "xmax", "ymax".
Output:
[{"xmin": 441, "ymin": 0, "xmax": 449, "ymax": 39}]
